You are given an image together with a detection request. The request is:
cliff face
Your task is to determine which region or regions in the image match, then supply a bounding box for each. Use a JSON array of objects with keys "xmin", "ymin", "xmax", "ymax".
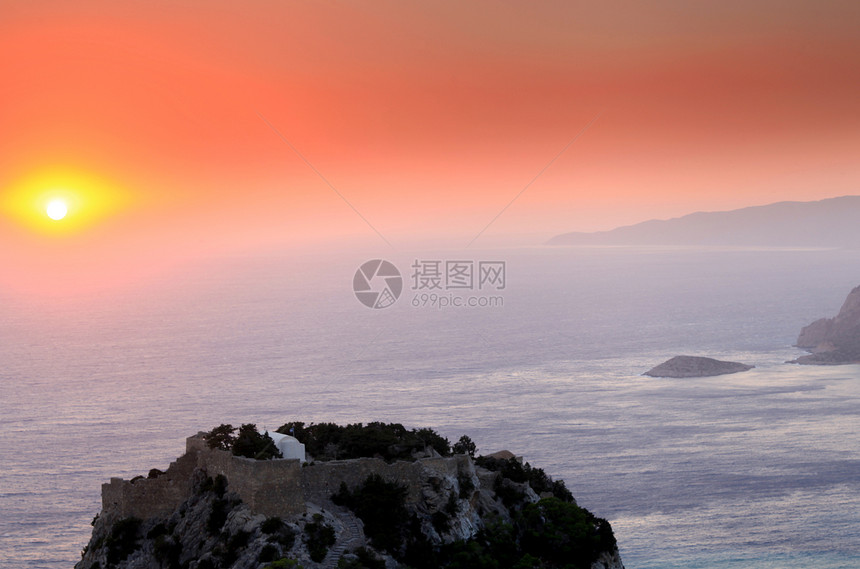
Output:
[
  {"xmin": 794, "ymin": 286, "xmax": 860, "ymax": 364},
  {"xmin": 77, "ymin": 434, "xmax": 624, "ymax": 569}
]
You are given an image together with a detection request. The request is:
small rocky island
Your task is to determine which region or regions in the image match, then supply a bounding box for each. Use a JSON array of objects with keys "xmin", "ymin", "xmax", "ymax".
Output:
[
  {"xmin": 645, "ymin": 355, "xmax": 754, "ymax": 378},
  {"xmin": 77, "ymin": 422, "xmax": 623, "ymax": 569},
  {"xmin": 793, "ymin": 285, "xmax": 860, "ymax": 365}
]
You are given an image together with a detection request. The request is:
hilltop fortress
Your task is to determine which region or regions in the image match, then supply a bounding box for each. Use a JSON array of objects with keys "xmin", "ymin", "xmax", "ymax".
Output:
[
  {"xmin": 102, "ymin": 433, "xmax": 473, "ymax": 521},
  {"xmin": 80, "ymin": 428, "xmax": 624, "ymax": 569}
]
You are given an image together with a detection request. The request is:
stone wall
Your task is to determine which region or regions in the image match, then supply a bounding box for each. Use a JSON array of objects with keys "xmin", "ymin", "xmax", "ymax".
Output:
[
  {"xmin": 101, "ymin": 433, "xmax": 471, "ymax": 522},
  {"xmin": 196, "ymin": 443, "xmax": 304, "ymax": 517},
  {"xmin": 101, "ymin": 450, "xmax": 197, "ymax": 519},
  {"xmin": 301, "ymin": 455, "xmax": 467, "ymax": 505}
]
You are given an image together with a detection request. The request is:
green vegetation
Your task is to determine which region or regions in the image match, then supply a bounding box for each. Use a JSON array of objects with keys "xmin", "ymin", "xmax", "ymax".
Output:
[
  {"xmin": 493, "ymin": 475, "xmax": 528, "ymax": 510},
  {"xmin": 203, "ymin": 423, "xmax": 282, "ymax": 460},
  {"xmin": 434, "ymin": 498, "xmax": 615, "ymax": 569},
  {"xmin": 277, "ymin": 421, "xmax": 450, "ymax": 461},
  {"xmin": 270, "ymin": 525, "xmax": 297, "ymax": 550},
  {"xmin": 457, "ymin": 472, "xmax": 475, "ymax": 499},
  {"xmin": 337, "ymin": 547, "xmax": 387, "ymax": 569},
  {"xmin": 204, "ymin": 423, "xmax": 237, "ymax": 451},
  {"xmin": 190, "ymin": 473, "xmax": 254, "ymax": 567},
  {"xmin": 303, "ymin": 513, "xmax": 336, "ymax": 562},
  {"xmin": 86, "ymin": 423, "xmax": 613, "ymax": 569},
  {"xmin": 452, "ymin": 435, "xmax": 477, "ymax": 457},
  {"xmin": 201, "ymin": 473, "xmax": 234, "ymax": 535},
  {"xmin": 476, "ymin": 456, "xmax": 574, "ymax": 503},
  {"xmin": 332, "ymin": 466, "xmax": 616, "ymax": 569},
  {"xmin": 519, "ymin": 498, "xmax": 616, "ymax": 569},
  {"xmin": 332, "ymin": 474, "xmax": 411, "ymax": 553},
  {"xmin": 104, "ymin": 516, "xmax": 141, "ymax": 567},
  {"xmin": 259, "ymin": 543, "xmax": 281, "ymax": 563},
  {"xmin": 152, "ymin": 534, "xmax": 182, "ymax": 569},
  {"xmin": 261, "ymin": 516, "xmax": 284, "ymax": 534},
  {"xmin": 207, "ymin": 496, "xmax": 230, "ymax": 535}
]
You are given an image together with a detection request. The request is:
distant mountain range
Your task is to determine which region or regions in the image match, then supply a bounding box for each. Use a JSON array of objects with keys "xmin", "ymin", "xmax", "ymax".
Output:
[{"xmin": 548, "ymin": 196, "xmax": 860, "ymax": 248}]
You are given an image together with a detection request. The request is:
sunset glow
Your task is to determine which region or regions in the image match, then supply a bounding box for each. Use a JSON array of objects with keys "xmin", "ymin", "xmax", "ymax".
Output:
[
  {"xmin": 1, "ymin": 168, "xmax": 134, "ymax": 235},
  {"xmin": 0, "ymin": 1, "xmax": 857, "ymax": 295}
]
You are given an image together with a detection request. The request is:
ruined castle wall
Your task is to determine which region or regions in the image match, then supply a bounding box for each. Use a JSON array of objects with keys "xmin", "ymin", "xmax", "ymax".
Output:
[
  {"xmin": 101, "ymin": 434, "xmax": 470, "ymax": 522},
  {"xmin": 101, "ymin": 451, "xmax": 197, "ymax": 519},
  {"xmin": 196, "ymin": 446, "xmax": 305, "ymax": 517},
  {"xmin": 301, "ymin": 455, "xmax": 467, "ymax": 505}
]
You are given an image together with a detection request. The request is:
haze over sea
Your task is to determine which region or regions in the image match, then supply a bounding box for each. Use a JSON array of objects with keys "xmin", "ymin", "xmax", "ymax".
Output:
[{"xmin": 2, "ymin": 246, "xmax": 860, "ymax": 569}]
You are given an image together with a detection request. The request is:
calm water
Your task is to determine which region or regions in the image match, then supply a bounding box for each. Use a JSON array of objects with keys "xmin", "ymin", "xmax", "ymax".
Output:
[{"xmin": 1, "ymin": 246, "xmax": 859, "ymax": 568}]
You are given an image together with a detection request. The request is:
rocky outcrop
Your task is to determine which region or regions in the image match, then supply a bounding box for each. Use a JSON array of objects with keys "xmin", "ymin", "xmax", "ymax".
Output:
[
  {"xmin": 77, "ymin": 432, "xmax": 624, "ymax": 569},
  {"xmin": 793, "ymin": 285, "xmax": 860, "ymax": 364},
  {"xmin": 645, "ymin": 355, "xmax": 754, "ymax": 378}
]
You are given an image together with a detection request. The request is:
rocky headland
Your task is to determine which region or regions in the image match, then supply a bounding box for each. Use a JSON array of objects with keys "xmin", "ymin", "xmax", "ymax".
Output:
[
  {"xmin": 645, "ymin": 355, "xmax": 754, "ymax": 378},
  {"xmin": 547, "ymin": 195, "xmax": 860, "ymax": 248},
  {"xmin": 793, "ymin": 285, "xmax": 860, "ymax": 365},
  {"xmin": 76, "ymin": 423, "xmax": 624, "ymax": 569}
]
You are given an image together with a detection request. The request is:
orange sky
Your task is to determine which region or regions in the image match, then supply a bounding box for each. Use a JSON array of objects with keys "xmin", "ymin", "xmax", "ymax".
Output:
[{"xmin": 1, "ymin": 1, "xmax": 858, "ymax": 293}]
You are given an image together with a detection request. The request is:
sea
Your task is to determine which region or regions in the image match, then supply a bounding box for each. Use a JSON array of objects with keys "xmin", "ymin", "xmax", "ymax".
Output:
[{"xmin": 1, "ymin": 245, "xmax": 859, "ymax": 569}]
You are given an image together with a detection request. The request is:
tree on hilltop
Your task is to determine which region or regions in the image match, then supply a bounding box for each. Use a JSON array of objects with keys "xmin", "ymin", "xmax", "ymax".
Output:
[
  {"xmin": 203, "ymin": 423, "xmax": 282, "ymax": 460},
  {"xmin": 452, "ymin": 435, "xmax": 477, "ymax": 457},
  {"xmin": 204, "ymin": 424, "xmax": 236, "ymax": 451}
]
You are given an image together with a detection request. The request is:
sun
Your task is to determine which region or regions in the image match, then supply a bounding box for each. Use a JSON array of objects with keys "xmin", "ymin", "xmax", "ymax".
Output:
[
  {"xmin": 46, "ymin": 199, "xmax": 68, "ymax": 221},
  {"xmin": 1, "ymin": 167, "xmax": 138, "ymax": 235}
]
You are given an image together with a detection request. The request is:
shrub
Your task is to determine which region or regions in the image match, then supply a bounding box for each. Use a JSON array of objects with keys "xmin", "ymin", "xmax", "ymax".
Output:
[
  {"xmin": 207, "ymin": 497, "xmax": 229, "ymax": 534},
  {"xmin": 493, "ymin": 476, "xmax": 527, "ymax": 510},
  {"xmin": 457, "ymin": 473, "xmax": 475, "ymax": 499},
  {"xmin": 228, "ymin": 529, "xmax": 251, "ymax": 550},
  {"xmin": 146, "ymin": 522, "xmax": 168, "ymax": 539},
  {"xmin": 354, "ymin": 547, "xmax": 386, "ymax": 569},
  {"xmin": 270, "ymin": 525, "xmax": 297, "ymax": 550},
  {"xmin": 332, "ymin": 475, "xmax": 410, "ymax": 553},
  {"xmin": 220, "ymin": 529, "xmax": 251, "ymax": 566},
  {"xmin": 476, "ymin": 456, "xmax": 574, "ymax": 502},
  {"xmin": 199, "ymin": 473, "xmax": 229, "ymax": 498},
  {"xmin": 259, "ymin": 543, "xmax": 281, "ymax": 562},
  {"xmin": 153, "ymin": 534, "xmax": 182, "ymax": 569},
  {"xmin": 551, "ymin": 479, "xmax": 574, "ymax": 503},
  {"xmin": 213, "ymin": 474, "xmax": 228, "ymax": 497},
  {"xmin": 452, "ymin": 435, "xmax": 477, "ymax": 457},
  {"xmin": 414, "ymin": 427, "xmax": 451, "ymax": 457},
  {"xmin": 337, "ymin": 547, "xmax": 387, "ymax": 569},
  {"xmin": 104, "ymin": 517, "xmax": 142, "ymax": 566},
  {"xmin": 519, "ymin": 497, "xmax": 616, "ymax": 569},
  {"xmin": 445, "ymin": 493, "xmax": 458, "ymax": 516},
  {"xmin": 262, "ymin": 516, "xmax": 284, "ymax": 534},
  {"xmin": 304, "ymin": 514, "xmax": 336, "ymax": 562},
  {"xmin": 431, "ymin": 511, "xmax": 450, "ymax": 534}
]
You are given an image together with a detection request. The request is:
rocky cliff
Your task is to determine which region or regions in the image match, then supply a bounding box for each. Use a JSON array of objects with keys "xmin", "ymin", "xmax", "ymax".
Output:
[
  {"xmin": 794, "ymin": 285, "xmax": 860, "ymax": 364},
  {"xmin": 77, "ymin": 429, "xmax": 624, "ymax": 569}
]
